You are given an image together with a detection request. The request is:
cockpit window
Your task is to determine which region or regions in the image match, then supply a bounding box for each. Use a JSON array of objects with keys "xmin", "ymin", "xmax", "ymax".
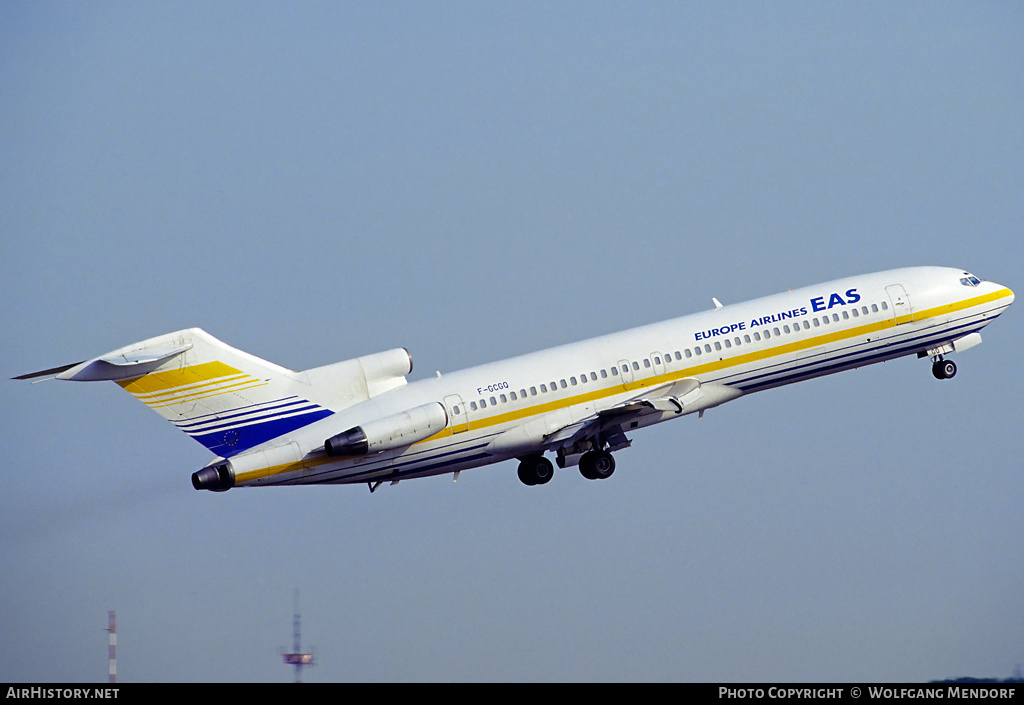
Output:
[{"xmin": 960, "ymin": 273, "xmax": 982, "ymax": 287}]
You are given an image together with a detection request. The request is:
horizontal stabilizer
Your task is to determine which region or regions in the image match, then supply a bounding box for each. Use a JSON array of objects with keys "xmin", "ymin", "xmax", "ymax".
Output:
[
  {"xmin": 58, "ymin": 343, "xmax": 194, "ymax": 382},
  {"xmin": 14, "ymin": 343, "xmax": 193, "ymax": 382},
  {"xmin": 12, "ymin": 361, "xmax": 85, "ymax": 381}
]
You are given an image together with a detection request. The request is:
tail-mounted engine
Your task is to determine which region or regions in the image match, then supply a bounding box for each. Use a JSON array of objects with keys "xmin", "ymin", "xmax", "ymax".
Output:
[
  {"xmin": 192, "ymin": 461, "xmax": 234, "ymax": 492},
  {"xmin": 324, "ymin": 401, "xmax": 449, "ymax": 456}
]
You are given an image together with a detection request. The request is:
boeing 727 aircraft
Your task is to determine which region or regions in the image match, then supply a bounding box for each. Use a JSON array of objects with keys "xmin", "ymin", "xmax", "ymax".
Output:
[{"xmin": 15, "ymin": 266, "xmax": 1013, "ymax": 492}]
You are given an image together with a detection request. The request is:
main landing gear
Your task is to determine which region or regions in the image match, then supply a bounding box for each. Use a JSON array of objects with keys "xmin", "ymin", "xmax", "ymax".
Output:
[
  {"xmin": 517, "ymin": 455, "xmax": 554, "ymax": 486},
  {"xmin": 931, "ymin": 357, "xmax": 957, "ymax": 380},
  {"xmin": 579, "ymin": 450, "xmax": 616, "ymax": 480},
  {"xmin": 517, "ymin": 450, "xmax": 617, "ymax": 486}
]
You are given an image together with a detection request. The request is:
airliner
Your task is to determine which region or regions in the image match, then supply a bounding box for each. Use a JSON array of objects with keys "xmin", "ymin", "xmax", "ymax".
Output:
[{"xmin": 15, "ymin": 266, "xmax": 1013, "ymax": 492}]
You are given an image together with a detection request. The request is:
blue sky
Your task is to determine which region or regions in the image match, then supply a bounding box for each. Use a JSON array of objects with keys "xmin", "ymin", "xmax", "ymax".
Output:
[{"xmin": 2, "ymin": 2, "xmax": 1022, "ymax": 682}]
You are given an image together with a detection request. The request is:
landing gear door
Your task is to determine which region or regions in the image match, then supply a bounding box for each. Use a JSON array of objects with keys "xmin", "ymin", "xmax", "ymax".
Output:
[
  {"xmin": 886, "ymin": 284, "xmax": 914, "ymax": 325},
  {"xmin": 444, "ymin": 394, "xmax": 469, "ymax": 434}
]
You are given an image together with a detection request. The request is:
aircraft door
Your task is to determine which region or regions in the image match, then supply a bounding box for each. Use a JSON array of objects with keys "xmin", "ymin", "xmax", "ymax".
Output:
[
  {"xmin": 444, "ymin": 394, "xmax": 469, "ymax": 434},
  {"xmin": 617, "ymin": 359, "xmax": 637, "ymax": 390},
  {"xmin": 885, "ymin": 284, "xmax": 914, "ymax": 325},
  {"xmin": 651, "ymin": 352, "xmax": 666, "ymax": 379}
]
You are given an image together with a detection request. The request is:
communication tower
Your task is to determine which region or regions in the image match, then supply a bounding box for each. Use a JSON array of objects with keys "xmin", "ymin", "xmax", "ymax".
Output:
[
  {"xmin": 107, "ymin": 611, "xmax": 116, "ymax": 684},
  {"xmin": 281, "ymin": 590, "xmax": 315, "ymax": 683}
]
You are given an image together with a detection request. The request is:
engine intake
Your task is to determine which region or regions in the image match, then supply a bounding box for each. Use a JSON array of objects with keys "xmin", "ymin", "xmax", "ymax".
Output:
[{"xmin": 325, "ymin": 401, "xmax": 448, "ymax": 456}]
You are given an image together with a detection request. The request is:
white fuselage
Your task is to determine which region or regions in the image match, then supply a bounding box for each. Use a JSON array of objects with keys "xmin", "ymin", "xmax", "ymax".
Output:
[{"xmin": 233, "ymin": 266, "xmax": 1013, "ymax": 488}]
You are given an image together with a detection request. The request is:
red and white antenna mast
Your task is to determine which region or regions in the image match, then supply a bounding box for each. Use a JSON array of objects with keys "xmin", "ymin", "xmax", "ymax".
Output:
[
  {"xmin": 281, "ymin": 590, "xmax": 314, "ymax": 683},
  {"xmin": 107, "ymin": 611, "xmax": 117, "ymax": 684}
]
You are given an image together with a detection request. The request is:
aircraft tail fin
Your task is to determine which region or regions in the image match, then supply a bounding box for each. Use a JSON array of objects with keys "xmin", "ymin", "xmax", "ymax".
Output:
[{"xmin": 18, "ymin": 328, "xmax": 335, "ymax": 457}]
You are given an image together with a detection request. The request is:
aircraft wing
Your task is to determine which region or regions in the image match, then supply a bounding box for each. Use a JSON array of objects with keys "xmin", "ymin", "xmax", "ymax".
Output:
[{"xmin": 543, "ymin": 378, "xmax": 706, "ymax": 449}]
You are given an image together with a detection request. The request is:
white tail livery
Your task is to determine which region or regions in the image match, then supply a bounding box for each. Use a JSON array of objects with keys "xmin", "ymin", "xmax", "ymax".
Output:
[{"xmin": 16, "ymin": 267, "xmax": 1013, "ymax": 493}]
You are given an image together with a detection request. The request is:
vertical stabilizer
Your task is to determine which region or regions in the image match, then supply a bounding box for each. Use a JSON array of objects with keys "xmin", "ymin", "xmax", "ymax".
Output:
[{"xmin": 44, "ymin": 329, "xmax": 334, "ymax": 457}]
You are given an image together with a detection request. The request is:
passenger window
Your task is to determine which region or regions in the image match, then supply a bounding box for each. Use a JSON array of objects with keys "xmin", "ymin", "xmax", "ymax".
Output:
[
  {"xmin": 490, "ymin": 396, "xmax": 497, "ymax": 405},
  {"xmin": 470, "ymin": 401, "xmax": 478, "ymax": 410},
  {"xmin": 611, "ymin": 367, "xmax": 618, "ymax": 376},
  {"xmin": 479, "ymin": 399, "xmax": 487, "ymax": 408},
  {"xmin": 499, "ymin": 394, "xmax": 507, "ymax": 403},
  {"xmin": 685, "ymin": 349, "xmax": 693, "ymax": 358},
  {"xmin": 852, "ymin": 309, "xmax": 859, "ymax": 318},
  {"xmin": 621, "ymin": 364, "xmax": 629, "ymax": 373},
  {"xmin": 813, "ymin": 318, "xmax": 820, "ymax": 327},
  {"xmin": 540, "ymin": 384, "xmax": 547, "ymax": 393},
  {"xmin": 871, "ymin": 304, "xmax": 879, "ymax": 313},
  {"xmin": 519, "ymin": 389, "xmax": 526, "ymax": 398},
  {"xmin": 453, "ymin": 405, "xmax": 461, "ymax": 415},
  {"xmin": 704, "ymin": 344, "xmax": 712, "ymax": 353},
  {"xmin": 881, "ymin": 301, "xmax": 888, "ymax": 310},
  {"xmin": 632, "ymin": 362, "xmax": 640, "ymax": 371},
  {"xmin": 600, "ymin": 370, "xmax": 607, "ymax": 379},
  {"xmin": 861, "ymin": 306, "xmax": 868, "ymax": 315},
  {"xmin": 590, "ymin": 372, "xmax": 597, "ymax": 381},
  {"xmin": 714, "ymin": 342, "xmax": 722, "ymax": 351},
  {"xmin": 675, "ymin": 351, "xmax": 682, "ymax": 360},
  {"xmin": 821, "ymin": 316, "xmax": 829, "ymax": 325},
  {"xmin": 842, "ymin": 311, "xmax": 850, "ymax": 320},
  {"xmin": 783, "ymin": 325, "xmax": 791, "ymax": 334},
  {"xmin": 530, "ymin": 386, "xmax": 537, "ymax": 395},
  {"xmin": 803, "ymin": 321, "xmax": 810, "ymax": 329},
  {"xmin": 832, "ymin": 313, "xmax": 840, "ymax": 322},
  {"xmin": 773, "ymin": 327, "xmax": 781, "ymax": 336},
  {"xmin": 744, "ymin": 334, "xmax": 751, "ymax": 343},
  {"xmin": 510, "ymin": 392, "xmax": 517, "ymax": 401},
  {"xmin": 754, "ymin": 332, "xmax": 762, "ymax": 341},
  {"xmin": 724, "ymin": 339, "xmax": 732, "ymax": 348},
  {"xmin": 763, "ymin": 330, "xmax": 771, "ymax": 339},
  {"xmin": 560, "ymin": 379, "xmax": 567, "ymax": 388},
  {"xmin": 643, "ymin": 359, "xmax": 651, "ymax": 368},
  {"xmin": 570, "ymin": 377, "xmax": 577, "ymax": 386},
  {"xmin": 694, "ymin": 347, "xmax": 702, "ymax": 356}
]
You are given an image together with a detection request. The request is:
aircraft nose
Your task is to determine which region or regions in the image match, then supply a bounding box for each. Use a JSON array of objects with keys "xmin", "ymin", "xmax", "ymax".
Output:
[{"xmin": 999, "ymin": 284, "xmax": 1014, "ymax": 307}]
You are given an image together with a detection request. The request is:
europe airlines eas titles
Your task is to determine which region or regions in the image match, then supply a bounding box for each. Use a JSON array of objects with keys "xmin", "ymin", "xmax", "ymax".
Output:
[{"xmin": 16, "ymin": 267, "xmax": 1013, "ymax": 492}]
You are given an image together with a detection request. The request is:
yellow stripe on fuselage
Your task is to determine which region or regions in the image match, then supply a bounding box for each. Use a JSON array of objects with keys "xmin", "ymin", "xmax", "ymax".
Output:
[{"xmin": 412, "ymin": 288, "xmax": 1014, "ymax": 444}]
